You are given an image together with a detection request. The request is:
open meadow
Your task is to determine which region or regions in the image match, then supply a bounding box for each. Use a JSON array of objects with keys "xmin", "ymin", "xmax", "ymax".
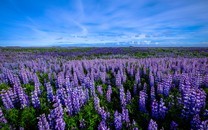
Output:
[{"xmin": 0, "ymin": 47, "xmax": 207, "ymax": 130}]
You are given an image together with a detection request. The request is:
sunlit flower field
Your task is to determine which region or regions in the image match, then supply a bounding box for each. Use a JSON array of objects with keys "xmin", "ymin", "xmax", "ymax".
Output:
[{"xmin": 0, "ymin": 47, "xmax": 207, "ymax": 130}]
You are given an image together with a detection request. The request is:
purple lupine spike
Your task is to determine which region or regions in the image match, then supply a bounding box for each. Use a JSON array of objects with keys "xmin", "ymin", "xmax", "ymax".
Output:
[
  {"xmin": 45, "ymin": 82, "xmax": 53, "ymax": 102},
  {"xmin": 31, "ymin": 91, "xmax": 40, "ymax": 108},
  {"xmin": 148, "ymin": 119, "xmax": 158, "ymax": 130},
  {"xmin": 0, "ymin": 108, "xmax": 7, "ymax": 124},
  {"xmin": 33, "ymin": 73, "xmax": 41, "ymax": 95},
  {"xmin": 100, "ymin": 72, "xmax": 106, "ymax": 84},
  {"xmin": 133, "ymin": 84, "xmax": 137, "ymax": 95},
  {"xmin": 106, "ymin": 85, "xmax": 112, "ymax": 102},
  {"xmin": 38, "ymin": 114, "xmax": 50, "ymax": 130},
  {"xmin": 199, "ymin": 120, "xmax": 208, "ymax": 130},
  {"xmin": 122, "ymin": 107, "xmax": 130, "ymax": 124},
  {"xmin": 98, "ymin": 107, "xmax": 110, "ymax": 121},
  {"xmin": 65, "ymin": 77, "xmax": 71, "ymax": 88},
  {"xmin": 48, "ymin": 96, "xmax": 65, "ymax": 130},
  {"xmin": 163, "ymin": 81, "xmax": 171, "ymax": 97},
  {"xmin": 151, "ymin": 99, "xmax": 167, "ymax": 119},
  {"xmin": 14, "ymin": 84, "xmax": 29, "ymax": 109},
  {"xmin": 182, "ymin": 88, "xmax": 206, "ymax": 118},
  {"xmin": 56, "ymin": 88, "xmax": 65, "ymax": 105},
  {"xmin": 150, "ymin": 87, "xmax": 155, "ymax": 101},
  {"xmin": 72, "ymin": 88, "xmax": 81, "ymax": 113},
  {"xmin": 64, "ymin": 95, "xmax": 73, "ymax": 116},
  {"xmin": 116, "ymin": 72, "xmax": 122, "ymax": 87},
  {"xmin": 157, "ymin": 83, "xmax": 163, "ymax": 95},
  {"xmin": 139, "ymin": 90, "xmax": 147, "ymax": 112},
  {"xmin": 126, "ymin": 90, "xmax": 132, "ymax": 104},
  {"xmin": 20, "ymin": 69, "xmax": 29, "ymax": 84},
  {"xmin": 0, "ymin": 90, "xmax": 14, "ymax": 109},
  {"xmin": 97, "ymin": 85, "xmax": 103, "ymax": 95},
  {"xmin": 114, "ymin": 111, "xmax": 122, "ymax": 130},
  {"xmin": 98, "ymin": 120, "xmax": 109, "ymax": 130},
  {"xmin": 159, "ymin": 99, "xmax": 167, "ymax": 119},
  {"xmin": 151, "ymin": 99, "xmax": 159, "ymax": 119},
  {"xmin": 119, "ymin": 86, "xmax": 126, "ymax": 107},
  {"xmin": 143, "ymin": 83, "xmax": 147, "ymax": 93},
  {"xmin": 79, "ymin": 119, "xmax": 86, "ymax": 129},
  {"xmin": 135, "ymin": 71, "xmax": 140, "ymax": 84},
  {"xmin": 203, "ymin": 109, "xmax": 208, "ymax": 118},
  {"xmin": 94, "ymin": 95, "xmax": 100, "ymax": 111},
  {"xmin": 57, "ymin": 72, "xmax": 64, "ymax": 88},
  {"xmin": 89, "ymin": 80, "xmax": 95, "ymax": 96},
  {"xmin": 170, "ymin": 121, "xmax": 178, "ymax": 130},
  {"xmin": 73, "ymin": 72, "xmax": 79, "ymax": 87},
  {"xmin": 149, "ymin": 73, "xmax": 154, "ymax": 87},
  {"xmin": 191, "ymin": 114, "xmax": 201, "ymax": 130}
]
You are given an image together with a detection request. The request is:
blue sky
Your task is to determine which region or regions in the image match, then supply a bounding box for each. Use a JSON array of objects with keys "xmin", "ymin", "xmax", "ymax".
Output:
[{"xmin": 0, "ymin": 0, "xmax": 208, "ymax": 47}]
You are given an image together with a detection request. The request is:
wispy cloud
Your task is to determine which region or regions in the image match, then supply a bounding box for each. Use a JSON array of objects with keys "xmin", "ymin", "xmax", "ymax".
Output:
[{"xmin": 0, "ymin": 0, "xmax": 208, "ymax": 46}]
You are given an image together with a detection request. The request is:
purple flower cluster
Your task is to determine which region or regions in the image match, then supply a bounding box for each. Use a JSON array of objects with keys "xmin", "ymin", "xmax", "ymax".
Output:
[
  {"xmin": 45, "ymin": 82, "xmax": 54, "ymax": 102},
  {"xmin": 148, "ymin": 119, "xmax": 158, "ymax": 130},
  {"xmin": 182, "ymin": 88, "xmax": 206, "ymax": 118},
  {"xmin": 151, "ymin": 99, "xmax": 167, "ymax": 119},
  {"xmin": 0, "ymin": 52, "xmax": 208, "ymax": 130},
  {"xmin": 48, "ymin": 96, "xmax": 65, "ymax": 130},
  {"xmin": 139, "ymin": 90, "xmax": 147, "ymax": 112},
  {"xmin": 97, "ymin": 85, "xmax": 103, "ymax": 95},
  {"xmin": 106, "ymin": 85, "xmax": 112, "ymax": 102},
  {"xmin": 0, "ymin": 90, "xmax": 14, "ymax": 109},
  {"xmin": 119, "ymin": 86, "xmax": 126, "ymax": 107},
  {"xmin": 31, "ymin": 91, "xmax": 40, "ymax": 108},
  {"xmin": 122, "ymin": 107, "xmax": 130, "ymax": 124},
  {"xmin": 37, "ymin": 114, "xmax": 50, "ymax": 130},
  {"xmin": 0, "ymin": 108, "xmax": 7, "ymax": 124},
  {"xmin": 126, "ymin": 90, "xmax": 132, "ymax": 104},
  {"xmin": 98, "ymin": 120, "xmax": 110, "ymax": 130},
  {"xmin": 114, "ymin": 111, "xmax": 122, "ymax": 130}
]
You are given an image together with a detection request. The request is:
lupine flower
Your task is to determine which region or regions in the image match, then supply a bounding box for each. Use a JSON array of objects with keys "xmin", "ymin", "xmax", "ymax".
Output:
[
  {"xmin": 38, "ymin": 114, "xmax": 50, "ymax": 130},
  {"xmin": 170, "ymin": 121, "xmax": 178, "ymax": 130},
  {"xmin": 191, "ymin": 114, "xmax": 201, "ymax": 130},
  {"xmin": 199, "ymin": 120, "xmax": 208, "ymax": 130},
  {"xmin": 94, "ymin": 95, "xmax": 100, "ymax": 111},
  {"xmin": 98, "ymin": 120, "xmax": 109, "ymax": 130},
  {"xmin": 14, "ymin": 84, "xmax": 29, "ymax": 109},
  {"xmin": 45, "ymin": 82, "xmax": 54, "ymax": 102},
  {"xmin": 72, "ymin": 88, "xmax": 81, "ymax": 114},
  {"xmin": 114, "ymin": 111, "xmax": 122, "ymax": 130},
  {"xmin": 151, "ymin": 99, "xmax": 167, "ymax": 119},
  {"xmin": 106, "ymin": 85, "xmax": 112, "ymax": 102},
  {"xmin": 126, "ymin": 90, "xmax": 132, "ymax": 103},
  {"xmin": 31, "ymin": 91, "xmax": 40, "ymax": 108},
  {"xmin": 116, "ymin": 72, "xmax": 122, "ymax": 87},
  {"xmin": 48, "ymin": 96, "xmax": 65, "ymax": 130},
  {"xmin": 148, "ymin": 119, "xmax": 158, "ymax": 130},
  {"xmin": 119, "ymin": 86, "xmax": 126, "ymax": 107},
  {"xmin": 159, "ymin": 99, "xmax": 168, "ymax": 119},
  {"xmin": 0, "ymin": 90, "xmax": 14, "ymax": 109},
  {"xmin": 151, "ymin": 100, "xmax": 159, "ymax": 119},
  {"xmin": 78, "ymin": 119, "xmax": 86, "ymax": 129},
  {"xmin": 182, "ymin": 88, "xmax": 206, "ymax": 118},
  {"xmin": 97, "ymin": 85, "xmax": 103, "ymax": 95},
  {"xmin": 150, "ymin": 87, "xmax": 155, "ymax": 101},
  {"xmin": 64, "ymin": 95, "xmax": 73, "ymax": 116},
  {"xmin": 122, "ymin": 107, "xmax": 130, "ymax": 124},
  {"xmin": 0, "ymin": 108, "xmax": 7, "ymax": 124},
  {"xmin": 139, "ymin": 91, "xmax": 147, "ymax": 112}
]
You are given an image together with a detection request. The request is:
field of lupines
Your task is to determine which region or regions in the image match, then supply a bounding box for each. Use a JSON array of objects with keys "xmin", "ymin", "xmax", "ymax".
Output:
[{"xmin": 0, "ymin": 47, "xmax": 208, "ymax": 130}]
